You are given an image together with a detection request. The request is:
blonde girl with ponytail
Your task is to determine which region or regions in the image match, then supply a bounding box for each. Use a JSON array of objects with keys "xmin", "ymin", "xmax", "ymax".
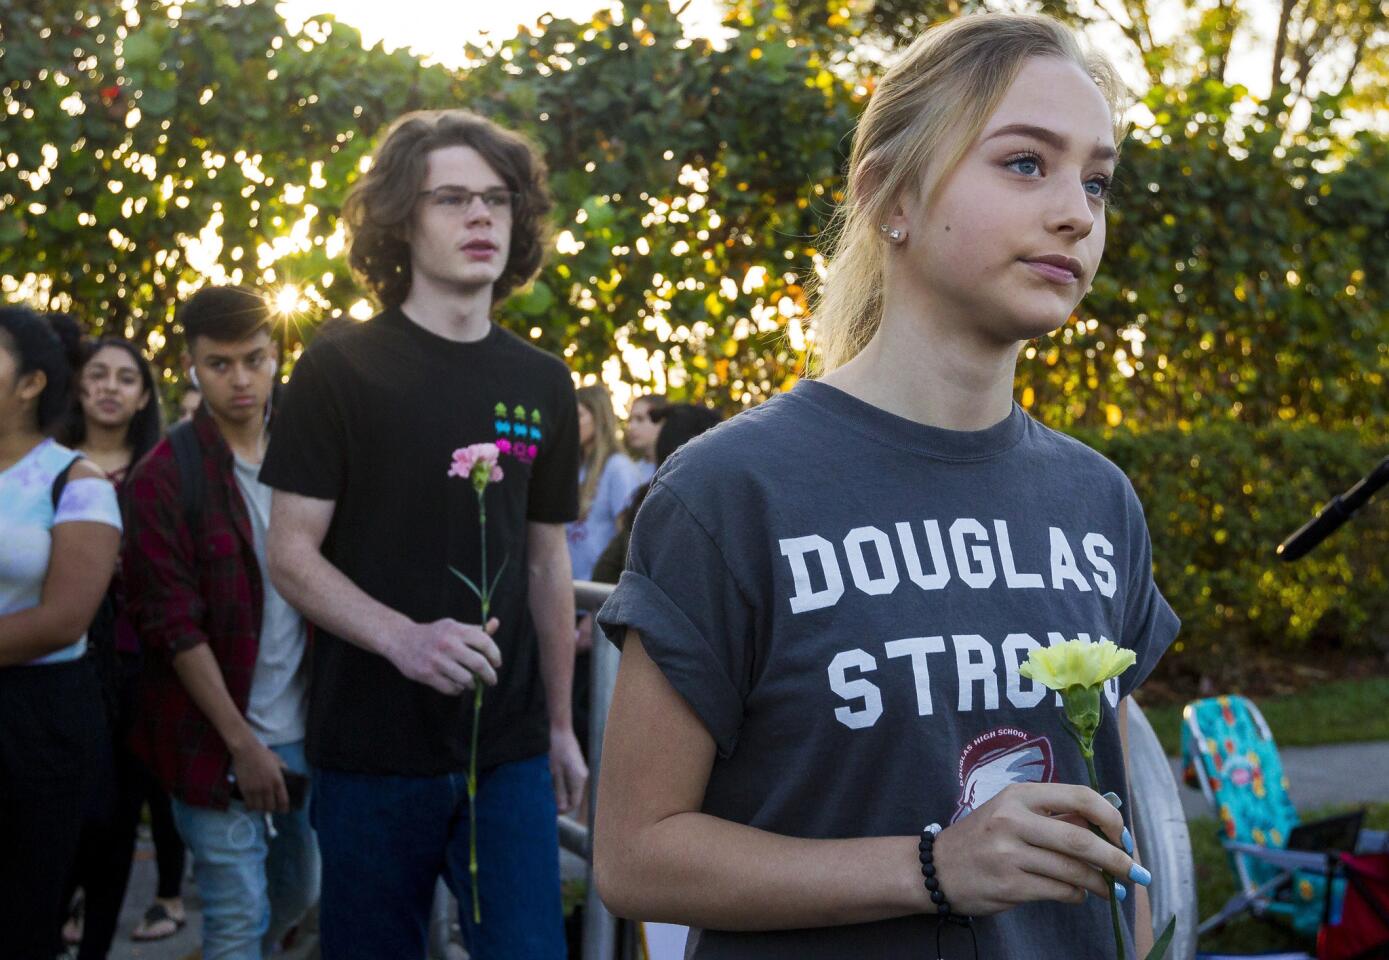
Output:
[{"xmin": 593, "ymin": 13, "xmax": 1178, "ymax": 959}]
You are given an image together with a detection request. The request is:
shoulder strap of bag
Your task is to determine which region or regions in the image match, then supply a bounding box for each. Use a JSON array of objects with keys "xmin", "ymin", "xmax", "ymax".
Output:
[
  {"xmin": 167, "ymin": 420, "xmax": 205, "ymax": 530},
  {"xmin": 50, "ymin": 454, "xmax": 80, "ymax": 510}
]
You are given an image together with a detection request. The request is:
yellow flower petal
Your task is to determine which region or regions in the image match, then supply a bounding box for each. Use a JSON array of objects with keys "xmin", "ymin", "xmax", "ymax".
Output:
[{"xmin": 1019, "ymin": 639, "xmax": 1137, "ymax": 692}]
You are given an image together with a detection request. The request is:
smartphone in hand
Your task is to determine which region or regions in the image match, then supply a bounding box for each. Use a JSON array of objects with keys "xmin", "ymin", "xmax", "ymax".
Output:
[{"xmin": 229, "ymin": 770, "xmax": 310, "ymax": 810}]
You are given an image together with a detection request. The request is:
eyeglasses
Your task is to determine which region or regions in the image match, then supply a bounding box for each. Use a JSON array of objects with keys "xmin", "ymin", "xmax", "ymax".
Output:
[{"xmin": 417, "ymin": 185, "xmax": 516, "ymax": 213}]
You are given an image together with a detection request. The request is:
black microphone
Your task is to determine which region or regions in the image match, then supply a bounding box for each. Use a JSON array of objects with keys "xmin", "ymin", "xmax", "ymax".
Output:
[{"xmin": 1277, "ymin": 456, "xmax": 1389, "ymax": 561}]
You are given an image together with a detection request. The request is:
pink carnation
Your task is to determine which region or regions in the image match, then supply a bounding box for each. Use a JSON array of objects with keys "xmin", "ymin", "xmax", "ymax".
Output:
[{"xmin": 449, "ymin": 443, "xmax": 504, "ymax": 490}]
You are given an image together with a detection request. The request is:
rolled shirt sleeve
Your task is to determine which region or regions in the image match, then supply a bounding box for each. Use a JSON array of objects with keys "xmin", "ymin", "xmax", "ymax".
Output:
[{"xmin": 597, "ymin": 480, "xmax": 757, "ymax": 757}]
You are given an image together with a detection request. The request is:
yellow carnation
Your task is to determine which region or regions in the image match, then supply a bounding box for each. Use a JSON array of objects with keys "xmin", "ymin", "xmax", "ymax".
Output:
[{"xmin": 1019, "ymin": 639, "xmax": 1136, "ymax": 692}]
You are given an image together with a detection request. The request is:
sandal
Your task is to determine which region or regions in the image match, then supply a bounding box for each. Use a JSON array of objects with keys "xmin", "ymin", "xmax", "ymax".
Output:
[{"xmin": 131, "ymin": 901, "xmax": 184, "ymax": 941}]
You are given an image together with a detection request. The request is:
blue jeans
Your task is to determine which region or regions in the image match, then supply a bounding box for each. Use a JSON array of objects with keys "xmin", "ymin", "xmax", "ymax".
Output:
[
  {"xmin": 171, "ymin": 741, "xmax": 321, "ymax": 960},
  {"xmin": 312, "ymin": 753, "xmax": 565, "ymax": 960}
]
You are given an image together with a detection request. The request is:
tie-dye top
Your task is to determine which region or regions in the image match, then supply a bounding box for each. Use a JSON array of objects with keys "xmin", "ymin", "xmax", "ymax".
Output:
[{"xmin": 0, "ymin": 438, "xmax": 122, "ymax": 664}]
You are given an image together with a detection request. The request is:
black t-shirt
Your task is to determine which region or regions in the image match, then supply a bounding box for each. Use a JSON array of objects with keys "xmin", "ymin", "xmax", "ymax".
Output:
[{"xmin": 260, "ymin": 308, "xmax": 579, "ymax": 775}]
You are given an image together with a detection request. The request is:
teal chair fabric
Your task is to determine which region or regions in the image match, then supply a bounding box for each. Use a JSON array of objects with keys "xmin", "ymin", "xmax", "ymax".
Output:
[{"xmin": 1181, "ymin": 695, "xmax": 1341, "ymax": 937}]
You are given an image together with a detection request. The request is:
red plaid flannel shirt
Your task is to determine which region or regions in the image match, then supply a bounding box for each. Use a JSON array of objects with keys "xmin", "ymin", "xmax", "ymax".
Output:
[{"xmin": 123, "ymin": 408, "xmax": 263, "ymax": 809}]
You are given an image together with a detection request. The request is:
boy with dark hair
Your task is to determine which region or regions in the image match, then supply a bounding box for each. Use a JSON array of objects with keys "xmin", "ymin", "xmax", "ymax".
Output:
[
  {"xmin": 261, "ymin": 109, "xmax": 584, "ymax": 958},
  {"xmin": 124, "ymin": 284, "xmax": 319, "ymax": 960}
]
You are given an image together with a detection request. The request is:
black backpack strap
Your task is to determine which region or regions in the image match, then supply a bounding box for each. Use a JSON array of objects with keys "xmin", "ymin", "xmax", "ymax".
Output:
[
  {"xmin": 50, "ymin": 454, "xmax": 80, "ymax": 510},
  {"xmin": 167, "ymin": 420, "xmax": 205, "ymax": 530}
]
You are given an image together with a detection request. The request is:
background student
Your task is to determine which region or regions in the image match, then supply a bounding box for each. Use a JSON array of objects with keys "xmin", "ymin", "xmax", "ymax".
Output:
[
  {"xmin": 124, "ymin": 286, "xmax": 319, "ymax": 960},
  {"xmin": 59, "ymin": 335, "xmax": 189, "ymax": 954},
  {"xmin": 263, "ymin": 108, "xmax": 583, "ymax": 959},
  {"xmin": 0, "ymin": 307, "xmax": 122, "ymax": 960}
]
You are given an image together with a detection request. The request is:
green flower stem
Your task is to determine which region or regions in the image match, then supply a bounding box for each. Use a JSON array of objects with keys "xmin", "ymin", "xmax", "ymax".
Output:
[
  {"xmin": 1083, "ymin": 742, "xmax": 1126, "ymax": 960},
  {"xmin": 469, "ymin": 681, "xmax": 482, "ymax": 923},
  {"xmin": 468, "ymin": 489, "xmax": 488, "ymax": 926}
]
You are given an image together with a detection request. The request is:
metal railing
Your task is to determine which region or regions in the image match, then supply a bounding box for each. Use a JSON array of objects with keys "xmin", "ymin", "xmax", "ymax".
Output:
[
  {"xmin": 571, "ymin": 580, "xmax": 623, "ymax": 960},
  {"xmin": 1127, "ymin": 699, "xmax": 1199, "ymax": 959},
  {"xmin": 434, "ymin": 580, "xmax": 1200, "ymax": 960}
]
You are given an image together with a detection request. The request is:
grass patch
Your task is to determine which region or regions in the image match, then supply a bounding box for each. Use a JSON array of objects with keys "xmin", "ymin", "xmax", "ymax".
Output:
[
  {"xmin": 1142, "ymin": 676, "xmax": 1389, "ymax": 758},
  {"xmin": 1189, "ymin": 802, "xmax": 1389, "ymax": 955}
]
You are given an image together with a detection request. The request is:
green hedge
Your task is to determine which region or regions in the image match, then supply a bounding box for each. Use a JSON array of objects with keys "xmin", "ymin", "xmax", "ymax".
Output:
[{"xmin": 1073, "ymin": 422, "xmax": 1389, "ymax": 681}]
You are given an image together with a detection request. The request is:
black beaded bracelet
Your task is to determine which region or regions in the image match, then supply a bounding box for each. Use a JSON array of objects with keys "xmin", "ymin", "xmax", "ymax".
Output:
[
  {"xmin": 920, "ymin": 823, "xmax": 978, "ymax": 960},
  {"xmin": 918, "ymin": 824, "xmax": 953, "ymax": 916}
]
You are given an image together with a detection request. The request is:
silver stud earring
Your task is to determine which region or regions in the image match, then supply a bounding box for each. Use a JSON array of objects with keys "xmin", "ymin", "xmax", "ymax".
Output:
[{"xmin": 888, "ymin": 228, "xmax": 903, "ymax": 242}]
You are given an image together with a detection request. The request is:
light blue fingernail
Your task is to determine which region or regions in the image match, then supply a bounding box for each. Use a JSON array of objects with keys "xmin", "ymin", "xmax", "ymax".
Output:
[
  {"xmin": 1130, "ymin": 863, "xmax": 1152, "ymax": 886},
  {"xmin": 1122, "ymin": 827, "xmax": 1134, "ymax": 855},
  {"xmin": 1113, "ymin": 881, "xmax": 1127, "ymax": 902},
  {"xmin": 1102, "ymin": 791, "xmax": 1122, "ymax": 809}
]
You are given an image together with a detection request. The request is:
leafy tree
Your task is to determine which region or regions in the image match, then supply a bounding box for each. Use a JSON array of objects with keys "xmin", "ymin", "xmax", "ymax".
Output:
[
  {"xmin": 769, "ymin": 0, "xmax": 1388, "ymax": 119},
  {"xmin": 4, "ymin": 0, "xmax": 1385, "ymax": 674},
  {"xmin": 0, "ymin": 0, "xmax": 459, "ymax": 379},
  {"xmin": 1027, "ymin": 78, "xmax": 1389, "ymax": 429},
  {"xmin": 3, "ymin": 0, "xmax": 1386, "ymax": 425},
  {"xmin": 468, "ymin": 1, "xmax": 861, "ymax": 405}
]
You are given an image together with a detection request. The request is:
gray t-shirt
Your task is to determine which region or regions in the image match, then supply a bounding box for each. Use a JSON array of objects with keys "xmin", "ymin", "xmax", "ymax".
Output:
[
  {"xmin": 233, "ymin": 453, "xmax": 309, "ymax": 747},
  {"xmin": 597, "ymin": 380, "xmax": 1180, "ymax": 959}
]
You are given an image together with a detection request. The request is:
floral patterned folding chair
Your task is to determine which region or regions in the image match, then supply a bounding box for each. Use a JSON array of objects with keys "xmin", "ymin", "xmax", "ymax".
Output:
[{"xmin": 1180, "ymin": 695, "xmax": 1387, "ymax": 940}]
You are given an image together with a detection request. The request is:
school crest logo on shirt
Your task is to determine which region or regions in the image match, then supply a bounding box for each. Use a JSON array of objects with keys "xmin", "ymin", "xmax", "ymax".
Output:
[{"xmin": 951, "ymin": 726, "xmax": 1055, "ymax": 823}]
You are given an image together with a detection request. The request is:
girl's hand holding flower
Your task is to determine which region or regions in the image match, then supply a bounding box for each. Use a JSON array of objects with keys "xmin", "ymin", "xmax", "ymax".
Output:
[
  {"xmin": 929, "ymin": 780, "xmax": 1139, "ymax": 916},
  {"xmin": 1010, "ymin": 639, "xmax": 1174, "ymax": 959}
]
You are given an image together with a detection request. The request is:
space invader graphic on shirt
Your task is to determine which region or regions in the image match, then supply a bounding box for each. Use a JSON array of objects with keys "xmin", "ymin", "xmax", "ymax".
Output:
[
  {"xmin": 490, "ymin": 402, "xmax": 542, "ymax": 463},
  {"xmin": 951, "ymin": 726, "xmax": 1055, "ymax": 823}
]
